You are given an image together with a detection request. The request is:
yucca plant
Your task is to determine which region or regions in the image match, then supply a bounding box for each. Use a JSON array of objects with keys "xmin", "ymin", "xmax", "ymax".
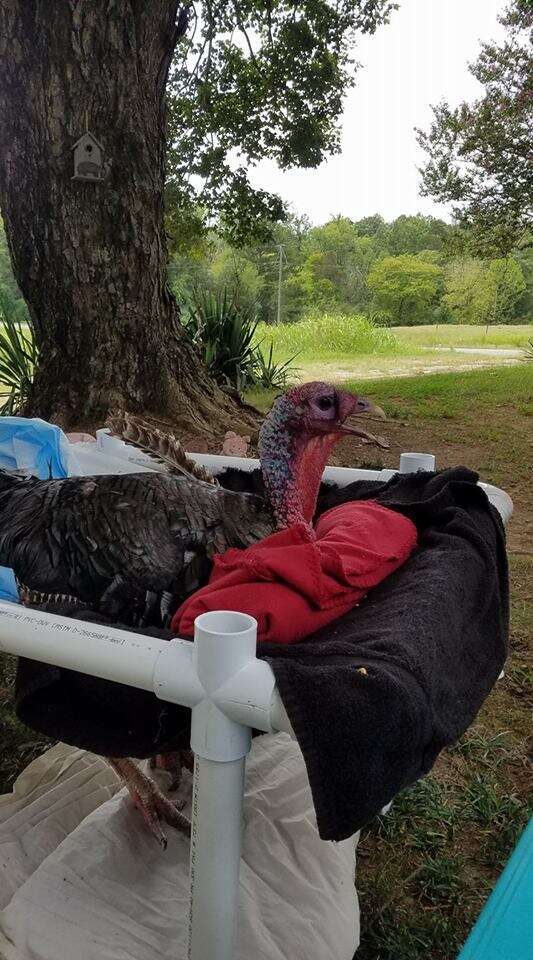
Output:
[
  {"xmin": 184, "ymin": 288, "xmax": 260, "ymax": 391},
  {"xmin": 524, "ymin": 338, "xmax": 533, "ymax": 361},
  {"xmin": 182, "ymin": 288, "xmax": 298, "ymax": 393},
  {"xmin": 253, "ymin": 342, "xmax": 298, "ymax": 390},
  {"xmin": 0, "ymin": 289, "xmax": 37, "ymax": 415}
]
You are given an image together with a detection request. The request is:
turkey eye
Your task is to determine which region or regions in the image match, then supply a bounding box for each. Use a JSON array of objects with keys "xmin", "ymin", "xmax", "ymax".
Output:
[{"xmin": 317, "ymin": 396, "xmax": 334, "ymax": 410}]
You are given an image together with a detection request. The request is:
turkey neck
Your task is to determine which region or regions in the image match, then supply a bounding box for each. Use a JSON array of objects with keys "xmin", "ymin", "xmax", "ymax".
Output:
[{"xmin": 258, "ymin": 397, "xmax": 336, "ymax": 532}]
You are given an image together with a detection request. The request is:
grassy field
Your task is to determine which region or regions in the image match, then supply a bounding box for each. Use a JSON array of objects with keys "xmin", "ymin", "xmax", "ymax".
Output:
[
  {"xmin": 256, "ymin": 312, "xmax": 406, "ymax": 360},
  {"xmin": 393, "ymin": 323, "xmax": 532, "ymax": 349},
  {"xmin": 267, "ymin": 350, "xmax": 525, "ymax": 388},
  {"xmin": 252, "ymin": 319, "xmax": 532, "ymax": 387},
  {"xmin": 346, "ymin": 363, "xmax": 533, "ymax": 420},
  {"xmin": 0, "ymin": 363, "xmax": 531, "ymax": 960},
  {"xmin": 4, "ymin": 320, "xmax": 531, "ymax": 353},
  {"xmin": 257, "ymin": 318, "xmax": 532, "ymax": 362}
]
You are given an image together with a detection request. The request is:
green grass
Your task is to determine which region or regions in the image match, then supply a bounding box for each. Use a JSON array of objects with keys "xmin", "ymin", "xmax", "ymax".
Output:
[
  {"xmin": 357, "ymin": 716, "xmax": 532, "ymax": 960},
  {"xmin": 247, "ymin": 362, "xmax": 533, "ymax": 420},
  {"xmin": 344, "ymin": 364, "xmax": 533, "ymax": 421},
  {"xmin": 250, "ymin": 320, "xmax": 531, "ymax": 396},
  {"xmin": 256, "ymin": 313, "xmax": 407, "ymax": 360},
  {"xmin": 254, "ymin": 319, "xmax": 532, "ymax": 366},
  {"xmin": 394, "ymin": 323, "xmax": 532, "ymax": 349}
]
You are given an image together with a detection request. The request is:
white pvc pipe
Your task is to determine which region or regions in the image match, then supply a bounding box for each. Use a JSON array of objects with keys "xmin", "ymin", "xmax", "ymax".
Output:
[
  {"xmin": 0, "ymin": 603, "xmax": 170, "ymax": 692},
  {"xmin": 77, "ymin": 438, "xmax": 514, "ymax": 525},
  {"xmin": 479, "ymin": 482, "xmax": 513, "ymax": 525},
  {"xmin": 75, "ymin": 436, "xmax": 514, "ymax": 525},
  {"xmin": 0, "ymin": 603, "xmax": 293, "ymax": 737},
  {"xmin": 188, "ymin": 756, "xmax": 246, "ymax": 960},
  {"xmin": 399, "ymin": 452, "xmax": 436, "ymax": 473},
  {"xmin": 188, "ymin": 612, "xmax": 257, "ymax": 960}
]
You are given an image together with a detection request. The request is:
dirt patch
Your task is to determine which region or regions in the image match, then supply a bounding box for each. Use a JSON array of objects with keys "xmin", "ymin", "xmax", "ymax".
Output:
[{"xmin": 297, "ymin": 354, "xmax": 521, "ymax": 384}]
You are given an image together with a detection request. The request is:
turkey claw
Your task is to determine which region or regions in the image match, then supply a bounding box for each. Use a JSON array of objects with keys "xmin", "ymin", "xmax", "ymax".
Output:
[
  {"xmin": 132, "ymin": 786, "xmax": 191, "ymax": 849},
  {"xmin": 107, "ymin": 756, "xmax": 191, "ymax": 849}
]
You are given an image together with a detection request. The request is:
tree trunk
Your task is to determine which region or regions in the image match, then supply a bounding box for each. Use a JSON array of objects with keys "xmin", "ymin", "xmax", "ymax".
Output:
[
  {"xmin": 397, "ymin": 297, "xmax": 406, "ymax": 325},
  {"xmin": 0, "ymin": 1, "xmax": 252, "ymax": 434}
]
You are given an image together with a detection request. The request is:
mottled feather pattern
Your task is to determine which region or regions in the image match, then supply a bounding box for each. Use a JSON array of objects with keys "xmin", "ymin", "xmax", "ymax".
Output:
[
  {"xmin": 106, "ymin": 411, "xmax": 217, "ymax": 486},
  {"xmin": 0, "ymin": 469, "xmax": 273, "ymax": 627}
]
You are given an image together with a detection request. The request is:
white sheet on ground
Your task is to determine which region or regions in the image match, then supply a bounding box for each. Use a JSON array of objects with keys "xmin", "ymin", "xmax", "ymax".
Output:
[{"xmin": 0, "ymin": 734, "xmax": 359, "ymax": 960}]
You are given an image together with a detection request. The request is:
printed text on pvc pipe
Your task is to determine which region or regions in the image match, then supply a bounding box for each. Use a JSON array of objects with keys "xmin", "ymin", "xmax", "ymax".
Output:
[{"xmin": 0, "ymin": 608, "xmax": 164, "ymax": 652}]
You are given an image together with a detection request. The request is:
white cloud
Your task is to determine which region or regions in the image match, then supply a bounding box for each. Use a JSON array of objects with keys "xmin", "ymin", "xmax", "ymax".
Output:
[{"xmin": 249, "ymin": 0, "xmax": 507, "ymax": 224}]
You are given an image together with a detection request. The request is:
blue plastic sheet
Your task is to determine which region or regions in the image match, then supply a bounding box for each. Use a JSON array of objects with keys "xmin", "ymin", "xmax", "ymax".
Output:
[
  {"xmin": 0, "ymin": 417, "xmax": 72, "ymax": 602},
  {"xmin": 0, "ymin": 417, "xmax": 71, "ymax": 479},
  {"xmin": 0, "ymin": 567, "xmax": 19, "ymax": 604},
  {"xmin": 458, "ymin": 818, "xmax": 533, "ymax": 960}
]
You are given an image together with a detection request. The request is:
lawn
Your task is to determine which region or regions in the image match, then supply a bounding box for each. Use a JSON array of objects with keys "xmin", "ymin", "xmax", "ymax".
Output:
[
  {"xmin": 345, "ymin": 363, "xmax": 533, "ymax": 420},
  {"xmin": 0, "ymin": 364, "xmax": 531, "ymax": 960}
]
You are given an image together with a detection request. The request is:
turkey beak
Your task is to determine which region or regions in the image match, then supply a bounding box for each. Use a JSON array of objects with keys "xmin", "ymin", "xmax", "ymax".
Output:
[
  {"xmin": 338, "ymin": 398, "xmax": 389, "ymax": 448},
  {"xmin": 354, "ymin": 398, "xmax": 387, "ymax": 420}
]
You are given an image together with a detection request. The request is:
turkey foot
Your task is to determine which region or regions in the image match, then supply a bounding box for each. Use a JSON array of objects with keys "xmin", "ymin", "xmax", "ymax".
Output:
[
  {"xmin": 108, "ymin": 757, "xmax": 191, "ymax": 849},
  {"xmin": 150, "ymin": 748, "xmax": 195, "ymax": 792}
]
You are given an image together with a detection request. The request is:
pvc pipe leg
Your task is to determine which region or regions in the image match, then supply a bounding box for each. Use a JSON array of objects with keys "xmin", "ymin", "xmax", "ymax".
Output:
[
  {"xmin": 188, "ymin": 754, "xmax": 246, "ymax": 960},
  {"xmin": 187, "ymin": 612, "xmax": 257, "ymax": 960}
]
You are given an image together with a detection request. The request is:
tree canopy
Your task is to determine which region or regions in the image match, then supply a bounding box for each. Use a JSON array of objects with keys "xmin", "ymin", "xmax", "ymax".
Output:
[
  {"xmin": 443, "ymin": 256, "xmax": 525, "ymax": 328},
  {"xmin": 367, "ymin": 254, "xmax": 443, "ymax": 326},
  {"xmin": 1, "ymin": 208, "xmax": 529, "ymax": 338},
  {"xmin": 165, "ymin": 0, "xmax": 396, "ymax": 245},
  {"xmin": 417, "ymin": 0, "xmax": 533, "ymax": 255}
]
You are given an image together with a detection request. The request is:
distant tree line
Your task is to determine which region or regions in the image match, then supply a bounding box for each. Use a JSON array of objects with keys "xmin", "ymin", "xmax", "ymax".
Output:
[
  {"xmin": 1, "ymin": 212, "xmax": 530, "ymax": 333},
  {"xmin": 165, "ymin": 213, "xmax": 531, "ymax": 327}
]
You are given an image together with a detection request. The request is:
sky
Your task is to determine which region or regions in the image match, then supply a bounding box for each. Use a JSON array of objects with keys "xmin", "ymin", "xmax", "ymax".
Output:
[{"xmin": 249, "ymin": 0, "xmax": 507, "ymax": 225}]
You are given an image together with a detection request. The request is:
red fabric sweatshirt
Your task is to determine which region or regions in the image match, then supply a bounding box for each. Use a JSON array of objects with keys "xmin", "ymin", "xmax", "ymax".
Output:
[{"xmin": 174, "ymin": 500, "xmax": 417, "ymax": 644}]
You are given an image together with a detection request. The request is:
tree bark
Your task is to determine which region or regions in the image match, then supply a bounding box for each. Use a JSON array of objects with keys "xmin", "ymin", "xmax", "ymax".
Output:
[{"xmin": 0, "ymin": 1, "xmax": 252, "ymax": 433}]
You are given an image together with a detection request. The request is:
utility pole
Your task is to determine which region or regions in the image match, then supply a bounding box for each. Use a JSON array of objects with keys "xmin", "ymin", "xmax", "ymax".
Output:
[{"xmin": 276, "ymin": 244, "xmax": 284, "ymax": 324}]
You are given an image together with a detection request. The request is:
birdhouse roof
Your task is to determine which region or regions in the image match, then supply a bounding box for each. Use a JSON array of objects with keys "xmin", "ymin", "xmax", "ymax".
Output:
[{"xmin": 72, "ymin": 131, "xmax": 103, "ymax": 151}]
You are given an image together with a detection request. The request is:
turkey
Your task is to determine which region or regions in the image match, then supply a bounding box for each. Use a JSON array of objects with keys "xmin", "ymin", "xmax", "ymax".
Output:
[
  {"xmin": 0, "ymin": 383, "xmax": 385, "ymax": 625},
  {"xmin": 1, "ymin": 382, "xmax": 386, "ymax": 845}
]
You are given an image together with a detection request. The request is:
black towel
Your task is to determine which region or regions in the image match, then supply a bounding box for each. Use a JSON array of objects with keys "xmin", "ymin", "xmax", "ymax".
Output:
[{"xmin": 14, "ymin": 467, "xmax": 508, "ymax": 841}]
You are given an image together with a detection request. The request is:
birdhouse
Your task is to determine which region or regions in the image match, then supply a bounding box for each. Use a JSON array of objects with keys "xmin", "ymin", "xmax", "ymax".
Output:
[{"xmin": 72, "ymin": 131, "xmax": 106, "ymax": 182}]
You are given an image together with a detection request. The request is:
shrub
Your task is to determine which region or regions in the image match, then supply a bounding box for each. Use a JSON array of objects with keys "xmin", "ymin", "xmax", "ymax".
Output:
[
  {"xmin": 0, "ymin": 289, "xmax": 37, "ymax": 415},
  {"xmin": 182, "ymin": 288, "xmax": 297, "ymax": 392},
  {"xmin": 253, "ymin": 342, "xmax": 297, "ymax": 390}
]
